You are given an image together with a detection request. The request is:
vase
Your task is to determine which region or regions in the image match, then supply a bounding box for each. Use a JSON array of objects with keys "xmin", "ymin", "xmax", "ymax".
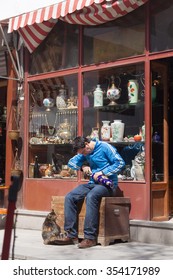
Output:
[
  {"xmin": 56, "ymin": 85, "xmax": 67, "ymax": 109},
  {"xmin": 111, "ymin": 120, "xmax": 125, "ymax": 142},
  {"xmin": 107, "ymin": 76, "xmax": 121, "ymax": 106},
  {"xmin": 90, "ymin": 127, "xmax": 99, "ymax": 140},
  {"xmin": 93, "ymin": 84, "xmax": 103, "ymax": 107},
  {"xmin": 101, "ymin": 121, "xmax": 110, "ymax": 141},
  {"xmin": 128, "ymin": 79, "xmax": 139, "ymax": 104}
]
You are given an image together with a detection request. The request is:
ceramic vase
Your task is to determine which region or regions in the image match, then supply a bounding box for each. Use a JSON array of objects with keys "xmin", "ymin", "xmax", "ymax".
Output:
[
  {"xmin": 101, "ymin": 121, "xmax": 110, "ymax": 141},
  {"xmin": 107, "ymin": 83, "xmax": 120, "ymax": 106},
  {"xmin": 94, "ymin": 84, "xmax": 103, "ymax": 107},
  {"xmin": 111, "ymin": 120, "xmax": 125, "ymax": 142},
  {"xmin": 128, "ymin": 79, "xmax": 139, "ymax": 104},
  {"xmin": 90, "ymin": 127, "xmax": 99, "ymax": 140}
]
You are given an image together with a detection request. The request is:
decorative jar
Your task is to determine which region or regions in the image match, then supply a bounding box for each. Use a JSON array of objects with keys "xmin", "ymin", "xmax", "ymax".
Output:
[
  {"xmin": 111, "ymin": 120, "xmax": 125, "ymax": 142},
  {"xmin": 106, "ymin": 75, "xmax": 121, "ymax": 106},
  {"xmin": 90, "ymin": 127, "xmax": 99, "ymax": 140},
  {"xmin": 101, "ymin": 121, "xmax": 111, "ymax": 141},
  {"xmin": 128, "ymin": 79, "xmax": 139, "ymax": 104},
  {"xmin": 94, "ymin": 84, "xmax": 103, "ymax": 107},
  {"xmin": 56, "ymin": 84, "xmax": 67, "ymax": 109}
]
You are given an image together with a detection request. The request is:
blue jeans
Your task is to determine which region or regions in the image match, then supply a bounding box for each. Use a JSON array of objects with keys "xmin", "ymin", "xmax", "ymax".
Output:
[{"xmin": 64, "ymin": 183, "xmax": 116, "ymax": 240}]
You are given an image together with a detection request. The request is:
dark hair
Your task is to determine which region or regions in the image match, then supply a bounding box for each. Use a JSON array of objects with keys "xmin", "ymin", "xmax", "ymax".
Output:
[{"xmin": 72, "ymin": 136, "xmax": 90, "ymax": 152}]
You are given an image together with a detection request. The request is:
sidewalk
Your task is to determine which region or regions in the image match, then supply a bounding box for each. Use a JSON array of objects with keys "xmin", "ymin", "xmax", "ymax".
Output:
[{"xmin": 1, "ymin": 228, "xmax": 173, "ymax": 260}]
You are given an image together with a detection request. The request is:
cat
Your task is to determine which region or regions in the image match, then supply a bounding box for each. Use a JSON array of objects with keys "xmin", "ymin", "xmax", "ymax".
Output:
[{"xmin": 42, "ymin": 209, "xmax": 61, "ymax": 245}]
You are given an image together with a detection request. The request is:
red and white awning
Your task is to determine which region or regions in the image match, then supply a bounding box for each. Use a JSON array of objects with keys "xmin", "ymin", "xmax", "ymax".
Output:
[{"xmin": 8, "ymin": 0, "xmax": 148, "ymax": 53}]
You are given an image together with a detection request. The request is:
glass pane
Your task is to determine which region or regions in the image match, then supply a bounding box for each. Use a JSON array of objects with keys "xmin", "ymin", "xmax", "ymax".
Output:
[
  {"xmin": 28, "ymin": 74, "xmax": 78, "ymax": 178},
  {"xmin": 83, "ymin": 63, "xmax": 145, "ymax": 181},
  {"xmin": 150, "ymin": 0, "xmax": 173, "ymax": 52},
  {"xmin": 29, "ymin": 22, "xmax": 79, "ymax": 75},
  {"xmin": 151, "ymin": 61, "xmax": 165, "ymax": 182},
  {"xmin": 83, "ymin": 6, "xmax": 145, "ymax": 65}
]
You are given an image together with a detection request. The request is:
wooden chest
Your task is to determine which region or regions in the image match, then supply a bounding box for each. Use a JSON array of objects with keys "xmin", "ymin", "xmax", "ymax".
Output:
[{"xmin": 51, "ymin": 196, "xmax": 131, "ymax": 246}]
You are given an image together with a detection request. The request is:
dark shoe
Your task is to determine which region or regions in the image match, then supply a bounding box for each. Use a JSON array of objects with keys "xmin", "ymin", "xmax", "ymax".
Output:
[
  {"xmin": 54, "ymin": 236, "xmax": 78, "ymax": 245},
  {"xmin": 78, "ymin": 239, "xmax": 97, "ymax": 249}
]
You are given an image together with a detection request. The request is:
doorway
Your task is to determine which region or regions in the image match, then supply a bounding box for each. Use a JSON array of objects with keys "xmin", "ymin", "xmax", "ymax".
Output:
[{"xmin": 168, "ymin": 58, "xmax": 173, "ymax": 217}]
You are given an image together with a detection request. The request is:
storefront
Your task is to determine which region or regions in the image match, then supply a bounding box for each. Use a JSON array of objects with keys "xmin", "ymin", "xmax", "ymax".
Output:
[{"xmin": 4, "ymin": 0, "xmax": 173, "ymax": 221}]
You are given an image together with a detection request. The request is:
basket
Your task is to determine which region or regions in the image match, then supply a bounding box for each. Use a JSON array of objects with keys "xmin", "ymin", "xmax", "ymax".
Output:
[{"xmin": 8, "ymin": 130, "xmax": 20, "ymax": 140}]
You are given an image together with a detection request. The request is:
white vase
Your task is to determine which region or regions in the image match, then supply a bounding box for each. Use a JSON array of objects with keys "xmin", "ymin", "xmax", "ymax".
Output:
[
  {"xmin": 94, "ymin": 84, "xmax": 103, "ymax": 107},
  {"xmin": 128, "ymin": 79, "xmax": 139, "ymax": 104},
  {"xmin": 111, "ymin": 120, "xmax": 125, "ymax": 142},
  {"xmin": 101, "ymin": 121, "xmax": 110, "ymax": 141}
]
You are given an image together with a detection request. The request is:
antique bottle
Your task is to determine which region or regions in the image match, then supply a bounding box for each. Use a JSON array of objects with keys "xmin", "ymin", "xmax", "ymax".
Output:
[
  {"xmin": 101, "ymin": 120, "xmax": 111, "ymax": 141},
  {"xmin": 33, "ymin": 156, "xmax": 40, "ymax": 178},
  {"xmin": 94, "ymin": 84, "xmax": 103, "ymax": 107}
]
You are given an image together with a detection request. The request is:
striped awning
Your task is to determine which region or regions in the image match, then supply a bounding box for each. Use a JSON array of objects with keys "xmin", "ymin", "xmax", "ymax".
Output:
[{"xmin": 8, "ymin": 0, "xmax": 148, "ymax": 53}]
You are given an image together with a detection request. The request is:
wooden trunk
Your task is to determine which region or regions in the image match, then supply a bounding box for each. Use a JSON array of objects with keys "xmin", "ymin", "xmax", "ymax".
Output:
[{"xmin": 51, "ymin": 196, "xmax": 131, "ymax": 246}]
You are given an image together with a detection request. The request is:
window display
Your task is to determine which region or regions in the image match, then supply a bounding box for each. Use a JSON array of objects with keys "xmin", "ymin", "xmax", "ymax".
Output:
[
  {"xmin": 28, "ymin": 75, "xmax": 78, "ymax": 179},
  {"xmin": 27, "ymin": 63, "xmax": 148, "ymax": 181}
]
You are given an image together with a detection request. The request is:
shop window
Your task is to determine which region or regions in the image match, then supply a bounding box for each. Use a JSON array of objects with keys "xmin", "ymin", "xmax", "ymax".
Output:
[
  {"xmin": 151, "ymin": 60, "xmax": 168, "ymax": 182},
  {"xmin": 28, "ymin": 74, "xmax": 78, "ymax": 178},
  {"xmin": 83, "ymin": 6, "xmax": 145, "ymax": 65},
  {"xmin": 150, "ymin": 0, "xmax": 173, "ymax": 53},
  {"xmin": 29, "ymin": 22, "xmax": 79, "ymax": 75},
  {"xmin": 83, "ymin": 63, "xmax": 145, "ymax": 182}
]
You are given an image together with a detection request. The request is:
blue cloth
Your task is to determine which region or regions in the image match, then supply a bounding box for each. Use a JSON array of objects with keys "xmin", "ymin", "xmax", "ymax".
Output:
[
  {"xmin": 64, "ymin": 140, "xmax": 125, "ymax": 239},
  {"xmin": 68, "ymin": 140, "xmax": 125, "ymax": 186}
]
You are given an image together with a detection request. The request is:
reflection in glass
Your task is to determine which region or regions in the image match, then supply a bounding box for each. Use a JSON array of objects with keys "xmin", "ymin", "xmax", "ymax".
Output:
[
  {"xmin": 29, "ymin": 22, "xmax": 79, "ymax": 74},
  {"xmin": 83, "ymin": 6, "xmax": 145, "ymax": 65}
]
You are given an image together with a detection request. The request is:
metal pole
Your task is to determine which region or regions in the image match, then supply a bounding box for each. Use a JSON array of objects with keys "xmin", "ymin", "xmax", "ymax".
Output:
[{"xmin": 0, "ymin": 23, "xmax": 20, "ymax": 81}]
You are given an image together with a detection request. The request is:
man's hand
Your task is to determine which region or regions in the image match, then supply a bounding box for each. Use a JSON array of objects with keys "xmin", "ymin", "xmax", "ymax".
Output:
[
  {"xmin": 93, "ymin": 171, "xmax": 103, "ymax": 181},
  {"xmin": 82, "ymin": 166, "xmax": 91, "ymax": 175}
]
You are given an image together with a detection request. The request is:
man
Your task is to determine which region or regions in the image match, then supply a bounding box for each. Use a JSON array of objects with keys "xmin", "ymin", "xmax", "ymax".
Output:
[{"xmin": 58, "ymin": 136, "xmax": 125, "ymax": 248}]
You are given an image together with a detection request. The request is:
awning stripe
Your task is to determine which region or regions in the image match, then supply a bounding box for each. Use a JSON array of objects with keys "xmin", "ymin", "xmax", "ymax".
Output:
[
  {"xmin": 8, "ymin": 0, "xmax": 148, "ymax": 53},
  {"xmin": 19, "ymin": 19, "xmax": 57, "ymax": 53}
]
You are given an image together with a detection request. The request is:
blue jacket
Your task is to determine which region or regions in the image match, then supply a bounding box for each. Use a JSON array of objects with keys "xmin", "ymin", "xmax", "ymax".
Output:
[{"xmin": 68, "ymin": 140, "xmax": 125, "ymax": 186}]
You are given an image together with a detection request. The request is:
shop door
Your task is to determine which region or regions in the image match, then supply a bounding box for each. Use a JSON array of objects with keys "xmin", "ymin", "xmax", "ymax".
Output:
[
  {"xmin": 151, "ymin": 60, "xmax": 169, "ymax": 221},
  {"xmin": 168, "ymin": 59, "xmax": 173, "ymax": 218}
]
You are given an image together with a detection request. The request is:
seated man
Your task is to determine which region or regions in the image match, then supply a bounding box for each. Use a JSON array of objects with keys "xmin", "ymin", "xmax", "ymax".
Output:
[{"xmin": 57, "ymin": 136, "xmax": 125, "ymax": 248}]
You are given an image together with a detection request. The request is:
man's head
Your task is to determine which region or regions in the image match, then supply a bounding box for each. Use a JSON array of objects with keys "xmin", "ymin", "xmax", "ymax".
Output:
[{"xmin": 72, "ymin": 136, "xmax": 94, "ymax": 155}]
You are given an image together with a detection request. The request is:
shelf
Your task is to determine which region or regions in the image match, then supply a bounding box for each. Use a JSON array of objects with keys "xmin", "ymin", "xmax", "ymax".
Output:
[
  {"xmin": 29, "ymin": 143, "xmax": 72, "ymax": 147},
  {"xmin": 29, "ymin": 140, "xmax": 145, "ymax": 148}
]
